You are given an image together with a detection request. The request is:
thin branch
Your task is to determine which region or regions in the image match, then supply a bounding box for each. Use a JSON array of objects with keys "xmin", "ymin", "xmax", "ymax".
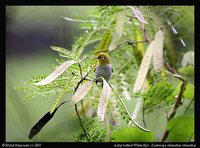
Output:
[
  {"xmin": 127, "ymin": 40, "xmax": 148, "ymax": 45},
  {"xmin": 161, "ymin": 77, "xmax": 187, "ymax": 142},
  {"xmin": 73, "ymin": 64, "xmax": 92, "ymax": 142},
  {"xmin": 75, "ymin": 104, "xmax": 89, "ymax": 141},
  {"xmin": 164, "ymin": 60, "xmax": 179, "ymax": 75},
  {"xmin": 78, "ymin": 63, "xmax": 83, "ymax": 77},
  {"xmin": 117, "ymin": 40, "xmax": 148, "ymax": 49},
  {"xmin": 141, "ymin": 23, "xmax": 151, "ymax": 43}
]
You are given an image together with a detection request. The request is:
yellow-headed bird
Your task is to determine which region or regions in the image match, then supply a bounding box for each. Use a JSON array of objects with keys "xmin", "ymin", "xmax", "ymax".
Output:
[{"xmin": 94, "ymin": 52, "xmax": 113, "ymax": 82}]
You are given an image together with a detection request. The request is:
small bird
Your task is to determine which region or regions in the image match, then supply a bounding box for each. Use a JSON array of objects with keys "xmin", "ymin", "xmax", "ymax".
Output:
[{"xmin": 94, "ymin": 52, "xmax": 113, "ymax": 82}]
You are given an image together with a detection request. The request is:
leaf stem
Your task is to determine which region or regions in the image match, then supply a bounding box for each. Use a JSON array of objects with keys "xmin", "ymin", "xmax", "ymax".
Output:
[{"xmin": 108, "ymin": 82, "xmax": 150, "ymax": 132}]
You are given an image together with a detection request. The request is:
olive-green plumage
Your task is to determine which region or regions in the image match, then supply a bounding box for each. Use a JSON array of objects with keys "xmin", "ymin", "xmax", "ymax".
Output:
[
  {"xmin": 94, "ymin": 52, "xmax": 113, "ymax": 81},
  {"xmin": 96, "ymin": 52, "xmax": 111, "ymax": 66}
]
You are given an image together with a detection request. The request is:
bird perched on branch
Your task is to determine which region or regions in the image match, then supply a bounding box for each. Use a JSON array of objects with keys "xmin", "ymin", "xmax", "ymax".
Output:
[{"xmin": 94, "ymin": 52, "xmax": 113, "ymax": 82}]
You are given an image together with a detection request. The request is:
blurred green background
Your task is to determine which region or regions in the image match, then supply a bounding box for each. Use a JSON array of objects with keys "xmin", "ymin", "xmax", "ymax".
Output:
[
  {"xmin": 6, "ymin": 6, "xmax": 96, "ymax": 142},
  {"xmin": 6, "ymin": 6, "xmax": 194, "ymax": 142}
]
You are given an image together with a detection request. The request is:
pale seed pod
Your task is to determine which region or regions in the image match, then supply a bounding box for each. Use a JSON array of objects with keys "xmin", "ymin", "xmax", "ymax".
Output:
[
  {"xmin": 34, "ymin": 60, "xmax": 76, "ymax": 85},
  {"xmin": 109, "ymin": 11, "xmax": 125, "ymax": 51},
  {"xmin": 127, "ymin": 6, "xmax": 148, "ymax": 24},
  {"xmin": 152, "ymin": 29, "xmax": 164, "ymax": 73},
  {"xmin": 70, "ymin": 81, "xmax": 94, "ymax": 105},
  {"xmin": 97, "ymin": 78, "xmax": 111, "ymax": 121},
  {"xmin": 133, "ymin": 40, "xmax": 155, "ymax": 93}
]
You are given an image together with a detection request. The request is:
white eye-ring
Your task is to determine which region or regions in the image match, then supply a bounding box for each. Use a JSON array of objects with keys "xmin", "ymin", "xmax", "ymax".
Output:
[{"xmin": 100, "ymin": 56, "xmax": 105, "ymax": 59}]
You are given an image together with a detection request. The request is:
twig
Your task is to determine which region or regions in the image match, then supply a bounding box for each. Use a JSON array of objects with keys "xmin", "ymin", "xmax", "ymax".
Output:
[
  {"xmin": 78, "ymin": 63, "xmax": 83, "ymax": 77},
  {"xmin": 141, "ymin": 23, "xmax": 151, "ymax": 43},
  {"xmin": 74, "ymin": 65, "xmax": 91, "ymax": 92},
  {"xmin": 73, "ymin": 64, "xmax": 92, "ymax": 142},
  {"xmin": 75, "ymin": 104, "xmax": 89, "ymax": 141},
  {"xmin": 161, "ymin": 77, "xmax": 187, "ymax": 142},
  {"xmin": 117, "ymin": 40, "xmax": 148, "ymax": 49},
  {"xmin": 127, "ymin": 40, "xmax": 148, "ymax": 45},
  {"xmin": 164, "ymin": 60, "xmax": 179, "ymax": 75}
]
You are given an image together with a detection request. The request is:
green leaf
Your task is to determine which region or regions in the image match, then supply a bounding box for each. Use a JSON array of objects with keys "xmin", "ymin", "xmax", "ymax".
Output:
[
  {"xmin": 178, "ymin": 65, "xmax": 194, "ymax": 75},
  {"xmin": 145, "ymin": 81, "xmax": 175, "ymax": 99},
  {"xmin": 167, "ymin": 116, "xmax": 194, "ymax": 142},
  {"xmin": 173, "ymin": 82, "xmax": 194, "ymax": 99},
  {"xmin": 142, "ymin": 80, "xmax": 175, "ymax": 113},
  {"xmin": 110, "ymin": 127, "xmax": 154, "ymax": 142}
]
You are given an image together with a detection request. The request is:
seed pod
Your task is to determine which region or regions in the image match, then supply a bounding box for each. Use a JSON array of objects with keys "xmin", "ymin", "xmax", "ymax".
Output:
[
  {"xmin": 133, "ymin": 40, "xmax": 155, "ymax": 93},
  {"xmin": 109, "ymin": 11, "xmax": 125, "ymax": 51},
  {"xmin": 97, "ymin": 78, "xmax": 111, "ymax": 121},
  {"xmin": 97, "ymin": 29, "xmax": 112, "ymax": 52},
  {"xmin": 128, "ymin": 6, "xmax": 147, "ymax": 24},
  {"xmin": 70, "ymin": 81, "xmax": 93, "ymax": 105},
  {"xmin": 29, "ymin": 101, "xmax": 66, "ymax": 139},
  {"xmin": 152, "ymin": 29, "xmax": 164, "ymax": 73},
  {"xmin": 34, "ymin": 60, "xmax": 76, "ymax": 85}
]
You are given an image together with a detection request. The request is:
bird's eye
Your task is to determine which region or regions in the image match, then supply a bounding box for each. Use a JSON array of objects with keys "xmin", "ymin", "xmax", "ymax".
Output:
[{"xmin": 100, "ymin": 56, "xmax": 105, "ymax": 59}]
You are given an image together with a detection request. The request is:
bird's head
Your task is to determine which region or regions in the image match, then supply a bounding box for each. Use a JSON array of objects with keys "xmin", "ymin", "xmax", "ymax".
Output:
[{"xmin": 96, "ymin": 52, "xmax": 111, "ymax": 66}]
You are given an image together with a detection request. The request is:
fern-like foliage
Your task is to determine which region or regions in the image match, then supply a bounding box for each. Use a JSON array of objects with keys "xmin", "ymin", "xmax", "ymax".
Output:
[
  {"xmin": 17, "ymin": 6, "xmax": 189, "ymax": 142},
  {"xmin": 141, "ymin": 80, "xmax": 176, "ymax": 113}
]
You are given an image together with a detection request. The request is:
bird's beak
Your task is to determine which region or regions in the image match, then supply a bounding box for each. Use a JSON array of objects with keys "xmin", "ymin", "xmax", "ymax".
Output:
[{"xmin": 96, "ymin": 56, "xmax": 100, "ymax": 59}]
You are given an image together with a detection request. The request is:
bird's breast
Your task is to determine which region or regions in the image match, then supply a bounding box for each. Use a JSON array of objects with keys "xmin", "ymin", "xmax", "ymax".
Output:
[{"xmin": 95, "ymin": 64, "xmax": 112, "ymax": 81}]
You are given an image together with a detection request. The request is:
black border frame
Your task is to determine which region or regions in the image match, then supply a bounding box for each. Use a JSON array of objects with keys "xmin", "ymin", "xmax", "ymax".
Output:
[{"xmin": 1, "ymin": 0, "xmax": 199, "ymax": 147}]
